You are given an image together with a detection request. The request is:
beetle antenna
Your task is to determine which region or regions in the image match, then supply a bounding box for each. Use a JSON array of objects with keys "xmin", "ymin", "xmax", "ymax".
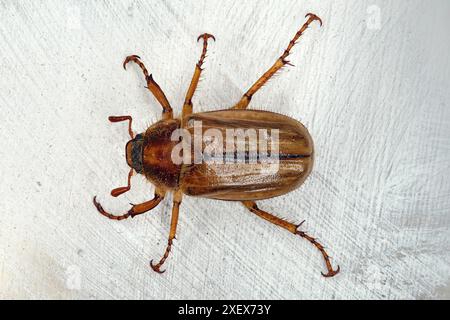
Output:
[
  {"xmin": 110, "ymin": 168, "xmax": 134, "ymax": 197},
  {"xmin": 109, "ymin": 116, "xmax": 134, "ymax": 139}
]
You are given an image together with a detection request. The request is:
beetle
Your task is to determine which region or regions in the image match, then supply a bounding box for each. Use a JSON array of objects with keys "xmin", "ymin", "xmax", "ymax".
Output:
[{"xmin": 93, "ymin": 13, "xmax": 340, "ymax": 277}]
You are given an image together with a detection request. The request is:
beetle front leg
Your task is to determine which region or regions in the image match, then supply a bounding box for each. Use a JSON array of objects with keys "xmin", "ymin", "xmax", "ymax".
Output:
[
  {"xmin": 123, "ymin": 55, "xmax": 173, "ymax": 120},
  {"xmin": 150, "ymin": 191, "xmax": 183, "ymax": 274},
  {"xmin": 93, "ymin": 191, "xmax": 165, "ymax": 221},
  {"xmin": 182, "ymin": 33, "xmax": 215, "ymax": 124},
  {"xmin": 242, "ymin": 201, "xmax": 340, "ymax": 278},
  {"xmin": 232, "ymin": 13, "xmax": 322, "ymax": 110}
]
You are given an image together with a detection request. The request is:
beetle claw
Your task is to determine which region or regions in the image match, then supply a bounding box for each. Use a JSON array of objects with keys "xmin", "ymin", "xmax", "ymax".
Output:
[
  {"xmin": 150, "ymin": 260, "xmax": 166, "ymax": 274},
  {"xmin": 197, "ymin": 33, "xmax": 216, "ymax": 43},
  {"xmin": 321, "ymin": 265, "xmax": 340, "ymax": 278},
  {"xmin": 295, "ymin": 227, "xmax": 340, "ymax": 278},
  {"xmin": 123, "ymin": 55, "xmax": 141, "ymax": 70},
  {"xmin": 93, "ymin": 196, "xmax": 110, "ymax": 215},
  {"xmin": 305, "ymin": 13, "xmax": 323, "ymax": 27}
]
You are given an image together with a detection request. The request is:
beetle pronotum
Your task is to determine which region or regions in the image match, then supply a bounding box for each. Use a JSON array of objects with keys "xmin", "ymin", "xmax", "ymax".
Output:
[{"xmin": 94, "ymin": 13, "xmax": 340, "ymax": 277}]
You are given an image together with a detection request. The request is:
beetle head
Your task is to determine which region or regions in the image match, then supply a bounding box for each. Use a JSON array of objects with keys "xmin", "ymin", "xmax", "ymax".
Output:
[{"xmin": 125, "ymin": 133, "xmax": 144, "ymax": 174}]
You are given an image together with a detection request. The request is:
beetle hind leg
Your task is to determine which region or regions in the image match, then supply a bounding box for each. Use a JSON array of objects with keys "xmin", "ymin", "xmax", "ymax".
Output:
[
  {"xmin": 231, "ymin": 13, "xmax": 322, "ymax": 110},
  {"xmin": 242, "ymin": 201, "xmax": 340, "ymax": 278}
]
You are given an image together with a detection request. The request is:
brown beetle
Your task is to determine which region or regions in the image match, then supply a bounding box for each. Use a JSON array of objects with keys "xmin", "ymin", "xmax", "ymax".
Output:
[{"xmin": 93, "ymin": 13, "xmax": 340, "ymax": 277}]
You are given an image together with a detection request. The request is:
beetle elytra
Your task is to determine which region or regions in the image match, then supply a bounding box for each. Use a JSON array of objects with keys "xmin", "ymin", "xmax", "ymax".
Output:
[{"xmin": 93, "ymin": 13, "xmax": 340, "ymax": 278}]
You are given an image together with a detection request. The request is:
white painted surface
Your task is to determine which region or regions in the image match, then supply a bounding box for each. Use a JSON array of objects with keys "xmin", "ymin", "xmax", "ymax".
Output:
[{"xmin": 0, "ymin": 0, "xmax": 449, "ymax": 299}]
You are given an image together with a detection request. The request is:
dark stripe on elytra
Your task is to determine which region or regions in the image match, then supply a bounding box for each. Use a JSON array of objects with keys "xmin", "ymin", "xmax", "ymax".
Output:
[
  {"xmin": 188, "ymin": 115, "xmax": 300, "ymax": 131},
  {"xmin": 203, "ymin": 152, "xmax": 310, "ymax": 162}
]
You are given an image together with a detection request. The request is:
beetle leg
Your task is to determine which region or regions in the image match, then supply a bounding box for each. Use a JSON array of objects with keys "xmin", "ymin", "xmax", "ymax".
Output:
[
  {"xmin": 123, "ymin": 55, "xmax": 173, "ymax": 119},
  {"xmin": 242, "ymin": 201, "xmax": 340, "ymax": 278},
  {"xmin": 296, "ymin": 229, "xmax": 341, "ymax": 278},
  {"xmin": 182, "ymin": 33, "xmax": 215, "ymax": 124},
  {"xmin": 93, "ymin": 191, "xmax": 165, "ymax": 221},
  {"xmin": 232, "ymin": 13, "xmax": 322, "ymax": 110},
  {"xmin": 150, "ymin": 191, "xmax": 183, "ymax": 274}
]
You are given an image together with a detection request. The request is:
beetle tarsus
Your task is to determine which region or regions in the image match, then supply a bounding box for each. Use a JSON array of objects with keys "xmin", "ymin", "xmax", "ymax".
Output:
[
  {"xmin": 150, "ymin": 239, "xmax": 173, "ymax": 274},
  {"xmin": 197, "ymin": 33, "xmax": 216, "ymax": 43},
  {"xmin": 93, "ymin": 196, "xmax": 133, "ymax": 220},
  {"xmin": 150, "ymin": 260, "xmax": 166, "ymax": 274},
  {"xmin": 321, "ymin": 265, "xmax": 340, "ymax": 278},
  {"xmin": 182, "ymin": 33, "xmax": 216, "ymax": 120},
  {"xmin": 196, "ymin": 33, "xmax": 216, "ymax": 68},
  {"xmin": 93, "ymin": 193, "xmax": 164, "ymax": 222},
  {"xmin": 295, "ymin": 229, "xmax": 340, "ymax": 278},
  {"xmin": 305, "ymin": 13, "xmax": 323, "ymax": 27},
  {"xmin": 231, "ymin": 13, "xmax": 323, "ymax": 110},
  {"xmin": 123, "ymin": 55, "xmax": 142, "ymax": 71}
]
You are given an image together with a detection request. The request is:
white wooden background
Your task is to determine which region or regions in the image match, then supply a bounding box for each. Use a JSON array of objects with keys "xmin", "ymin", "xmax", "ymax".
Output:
[{"xmin": 0, "ymin": 0, "xmax": 449, "ymax": 300}]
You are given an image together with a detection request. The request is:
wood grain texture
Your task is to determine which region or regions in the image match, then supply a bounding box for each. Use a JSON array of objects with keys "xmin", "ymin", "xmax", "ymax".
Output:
[{"xmin": 0, "ymin": 0, "xmax": 449, "ymax": 299}]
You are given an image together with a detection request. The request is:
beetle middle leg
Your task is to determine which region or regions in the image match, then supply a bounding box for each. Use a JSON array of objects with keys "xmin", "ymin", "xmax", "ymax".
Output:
[
  {"xmin": 93, "ymin": 190, "xmax": 165, "ymax": 221},
  {"xmin": 123, "ymin": 55, "xmax": 173, "ymax": 119},
  {"xmin": 150, "ymin": 191, "xmax": 183, "ymax": 274},
  {"xmin": 232, "ymin": 13, "xmax": 322, "ymax": 110},
  {"xmin": 182, "ymin": 33, "xmax": 215, "ymax": 123},
  {"xmin": 242, "ymin": 201, "xmax": 340, "ymax": 278}
]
